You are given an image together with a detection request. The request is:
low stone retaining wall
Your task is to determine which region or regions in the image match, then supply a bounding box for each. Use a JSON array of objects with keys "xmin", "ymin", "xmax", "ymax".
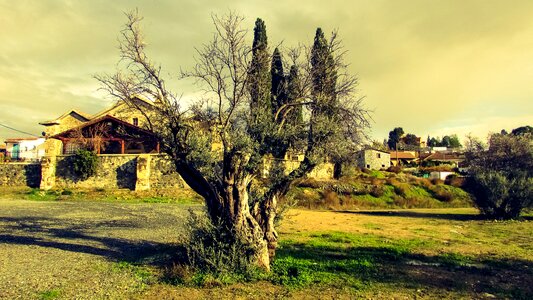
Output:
[
  {"xmin": 2, "ymin": 153, "xmax": 333, "ymax": 191},
  {"xmin": 0, "ymin": 163, "xmax": 41, "ymax": 188},
  {"xmin": 41, "ymin": 154, "xmax": 187, "ymax": 191}
]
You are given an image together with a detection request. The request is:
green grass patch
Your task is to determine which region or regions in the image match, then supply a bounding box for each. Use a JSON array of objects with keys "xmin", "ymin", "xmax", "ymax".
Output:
[
  {"xmin": 38, "ymin": 289, "xmax": 61, "ymax": 300},
  {"xmin": 5, "ymin": 187, "xmax": 203, "ymax": 204},
  {"xmin": 111, "ymin": 261, "xmax": 156, "ymax": 286},
  {"xmin": 370, "ymin": 170, "xmax": 385, "ymax": 179},
  {"xmin": 269, "ymin": 231, "xmax": 440, "ymax": 289}
]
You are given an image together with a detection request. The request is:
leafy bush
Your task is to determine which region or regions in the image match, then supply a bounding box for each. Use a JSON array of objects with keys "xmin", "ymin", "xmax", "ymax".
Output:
[
  {"xmin": 430, "ymin": 178, "xmax": 444, "ymax": 185},
  {"xmin": 428, "ymin": 185, "xmax": 454, "ymax": 202},
  {"xmin": 369, "ymin": 186, "xmax": 384, "ymax": 198},
  {"xmin": 465, "ymin": 170, "xmax": 532, "ymax": 219},
  {"xmin": 72, "ymin": 149, "xmax": 98, "ymax": 180},
  {"xmin": 444, "ymin": 174, "xmax": 465, "ymax": 187},
  {"xmin": 386, "ymin": 165, "xmax": 402, "ymax": 173},
  {"xmin": 464, "ymin": 133, "xmax": 533, "ymax": 219},
  {"xmin": 323, "ymin": 190, "xmax": 340, "ymax": 208},
  {"xmin": 297, "ymin": 178, "xmax": 322, "ymax": 189}
]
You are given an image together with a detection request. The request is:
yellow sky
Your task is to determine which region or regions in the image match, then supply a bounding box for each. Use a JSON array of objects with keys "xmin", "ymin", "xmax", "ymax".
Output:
[{"xmin": 1, "ymin": 0, "xmax": 532, "ymax": 143}]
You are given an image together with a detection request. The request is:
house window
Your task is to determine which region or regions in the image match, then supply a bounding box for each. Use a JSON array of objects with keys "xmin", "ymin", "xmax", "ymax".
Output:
[
  {"xmin": 64, "ymin": 143, "xmax": 81, "ymax": 155},
  {"xmin": 132, "ymin": 118, "xmax": 139, "ymax": 126},
  {"xmin": 377, "ymin": 153, "xmax": 381, "ymax": 158}
]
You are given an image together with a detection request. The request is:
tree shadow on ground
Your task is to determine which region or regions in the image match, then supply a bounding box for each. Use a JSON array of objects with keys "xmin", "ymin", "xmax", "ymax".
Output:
[
  {"xmin": 0, "ymin": 216, "xmax": 186, "ymax": 266},
  {"xmin": 337, "ymin": 210, "xmax": 533, "ymax": 221},
  {"xmin": 276, "ymin": 241, "xmax": 533, "ymax": 299}
]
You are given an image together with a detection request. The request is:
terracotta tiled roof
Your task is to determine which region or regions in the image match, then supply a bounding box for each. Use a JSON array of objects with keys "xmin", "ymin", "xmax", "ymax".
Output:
[
  {"xmin": 389, "ymin": 151, "xmax": 417, "ymax": 159},
  {"xmin": 424, "ymin": 152, "xmax": 464, "ymax": 161}
]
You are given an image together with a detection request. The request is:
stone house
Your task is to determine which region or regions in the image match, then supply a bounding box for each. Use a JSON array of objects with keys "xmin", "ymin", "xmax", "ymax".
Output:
[
  {"xmin": 50, "ymin": 115, "xmax": 160, "ymax": 155},
  {"xmin": 356, "ymin": 149, "xmax": 391, "ymax": 170},
  {"xmin": 36, "ymin": 95, "xmax": 334, "ymax": 191},
  {"xmin": 40, "ymin": 96, "xmax": 156, "ymax": 156}
]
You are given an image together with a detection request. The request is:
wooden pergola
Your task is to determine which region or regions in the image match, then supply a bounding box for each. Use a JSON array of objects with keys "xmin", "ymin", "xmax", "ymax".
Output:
[{"xmin": 51, "ymin": 115, "xmax": 160, "ymax": 155}]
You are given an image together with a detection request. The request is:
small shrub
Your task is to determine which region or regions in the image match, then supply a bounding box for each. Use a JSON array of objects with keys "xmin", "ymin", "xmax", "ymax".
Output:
[
  {"xmin": 391, "ymin": 183, "xmax": 409, "ymax": 198},
  {"xmin": 297, "ymin": 178, "xmax": 322, "ymax": 189},
  {"xmin": 323, "ymin": 190, "xmax": 340, "ymax": 209},
  {"xmin": 180, "ymin": 209, "xmax": 259, "ymax": 279},
  {"xmin": 429, "ymin": 185, "xmax": 454, "ymax": 202},
  {"xmin": 430, "ymin": 178, "xmax": 444, "ymax": 185},
  {"xmin": 445, "ymin": 175, "xmax": 465, "ymax": 187},
  {"xmin": 386, "ymin": 178, "xmax": 400, "ymax": 186},
  {"xmin": 414, "ymin": 177, "xmax": 432, "ymax": 188},
  {"xmin": 361, "ymin": 168, "xmax": 371, "ymax": 174},
  {"xmin": 370, "ymin": 178, "xmax": 383, "ymax": 186},
  {"xmin": 387, "ymin": 165, "xmax": 402, "ymax": 174},
  {"xmin": 369, "ymin": 186, "xmax": 384, "ymax": 198},
  {"xmin": 72, "ymin": 149, "xmax": 98, "ymax": 180}
]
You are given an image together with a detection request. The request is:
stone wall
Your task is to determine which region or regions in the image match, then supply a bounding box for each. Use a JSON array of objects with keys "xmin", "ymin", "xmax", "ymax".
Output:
[
  {"xmin": 54, "ymin": 154, "xmax": 138, "ymax": 189},
  {"xmin": 0, "ymin": 163, "xmax": 41, "ymax": 187},
  {"xmin": 149, "ymin": 156, "xmax": 186, "ymax": 189},
  {"xmin": 43, "ymin": 154, "xmax": 186, "ymax": 190}
]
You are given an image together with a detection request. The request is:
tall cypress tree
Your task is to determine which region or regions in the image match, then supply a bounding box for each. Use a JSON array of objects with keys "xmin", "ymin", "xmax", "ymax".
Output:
[
  {"xmin": 270, "ymin": 47, "xmax": 286, "ymax": 120},
  {"xmin": 249, "ymin": 18, "xmax": 271, "ymax": 124},
  {"xmin": 311, "ymin": 28, "xmax": 328, "ymax": 96},
  {"xmin": 287, "ymin": 65, "xmax": 302, "ymax": 125},
  {"xmin": 311, "ymin": 28, "xmax": 337, "ymax": 116}
]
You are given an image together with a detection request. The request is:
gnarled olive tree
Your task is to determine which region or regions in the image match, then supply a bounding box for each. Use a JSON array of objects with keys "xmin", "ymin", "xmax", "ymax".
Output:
[{"xmin": 96, "ymin": 11, "xmax": 369, "ymax": 270}]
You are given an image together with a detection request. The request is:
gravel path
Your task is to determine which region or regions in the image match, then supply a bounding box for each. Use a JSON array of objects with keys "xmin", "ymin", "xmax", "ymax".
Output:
[{"xmin": 0, "ymin": 199, "xmax": 195, "ymax": 299}]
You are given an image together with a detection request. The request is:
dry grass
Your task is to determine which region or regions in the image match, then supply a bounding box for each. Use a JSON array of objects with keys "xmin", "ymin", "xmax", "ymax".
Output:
[
  {"xmin": 0, "ymin": 196, "xmax": 531, "ymax": 299},
  {"xmin": 280, "ymin": 208, "xmax": 533, "ymax": 261}
]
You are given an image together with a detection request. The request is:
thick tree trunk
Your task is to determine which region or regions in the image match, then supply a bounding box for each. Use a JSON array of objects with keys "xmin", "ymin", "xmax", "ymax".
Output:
[
  {"xmin": 214, "ymin": 150, "xmax": 272, "ymax": 271},
  {"xmin": 261, "ymin": 193, "xmax": 279, "ymax": 259},
  {"xmin": 220, "ymin": 178, "xmax": 271, "ymax": 271}
]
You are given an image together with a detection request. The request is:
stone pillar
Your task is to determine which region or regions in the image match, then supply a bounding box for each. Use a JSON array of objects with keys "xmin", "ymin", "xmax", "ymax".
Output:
[
  {"xmin": 135, "ymin": 154, "xmax": 151, "ymax": 191},
  {"xmin": 40, "ymin": 156, "xmax": 57, "ymax": 190}
]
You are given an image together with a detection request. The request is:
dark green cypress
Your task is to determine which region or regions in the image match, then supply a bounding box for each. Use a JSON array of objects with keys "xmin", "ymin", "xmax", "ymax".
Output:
[
  {"xmin": 287, "ymin": 65, "xmax": 302, "ymax": 125},
  {"xmin": 311, "ymin": 28, "xmax": 337, "ymax": 116},
  {"xmin": 271, "ymin": 47, "xmax": 286, "ymax": 120},
  {"xmin": 249, "ymin": 18, "xmax": 271, "ymax": 124}
]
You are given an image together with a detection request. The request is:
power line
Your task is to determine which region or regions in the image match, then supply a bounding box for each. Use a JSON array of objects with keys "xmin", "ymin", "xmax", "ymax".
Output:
[{"xmin": 0, "ymin": 123, "xmax": 40, "ymax": 138}]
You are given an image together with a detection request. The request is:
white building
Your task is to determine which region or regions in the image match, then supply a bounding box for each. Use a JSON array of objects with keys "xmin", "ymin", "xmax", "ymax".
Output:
[{"xmin": 4, "ymin": 137, "xmax": 46, "ymax": 161}]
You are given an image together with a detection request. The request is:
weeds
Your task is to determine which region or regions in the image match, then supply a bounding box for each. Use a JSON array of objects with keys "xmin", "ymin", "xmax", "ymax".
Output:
[{"xmin": 167, "ymin": 209, "xmax": 264, "ymax": 287}]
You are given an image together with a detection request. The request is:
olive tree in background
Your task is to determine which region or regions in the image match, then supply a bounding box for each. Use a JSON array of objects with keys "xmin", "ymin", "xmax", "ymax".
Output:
[
  {"xmin": 464, "ymin": 132, "xmax": 533, "ymax": 219},
  {"xmin": 96, "ymin": 11, "xmax": 369, "ymax": 271}
]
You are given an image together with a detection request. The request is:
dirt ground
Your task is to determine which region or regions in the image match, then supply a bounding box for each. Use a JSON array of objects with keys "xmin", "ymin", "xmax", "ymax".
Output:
[
  {"xmin": 0, "ymin": 199, "xmax": 193, "ymax": 299},
  {"xmin": 0, "ymin": 198, "xmax": 531, "ymax": 299}
]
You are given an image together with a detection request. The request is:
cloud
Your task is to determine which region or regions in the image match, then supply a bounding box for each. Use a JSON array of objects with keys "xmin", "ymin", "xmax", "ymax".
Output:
[{"xmin": 0, "ymin": 0, "xmax": 532, "ymax": 142}]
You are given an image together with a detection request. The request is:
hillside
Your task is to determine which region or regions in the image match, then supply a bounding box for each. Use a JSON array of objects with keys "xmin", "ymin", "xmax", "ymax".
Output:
[{"xmin": 288, "ymin": 170, "xmax": 472, "ymax": 210}]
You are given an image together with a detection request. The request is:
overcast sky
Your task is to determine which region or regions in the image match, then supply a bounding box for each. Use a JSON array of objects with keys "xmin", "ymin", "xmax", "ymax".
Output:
[{"xmin": 1, "ymin": 0, "xmax": 532, "ymax": 143}]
